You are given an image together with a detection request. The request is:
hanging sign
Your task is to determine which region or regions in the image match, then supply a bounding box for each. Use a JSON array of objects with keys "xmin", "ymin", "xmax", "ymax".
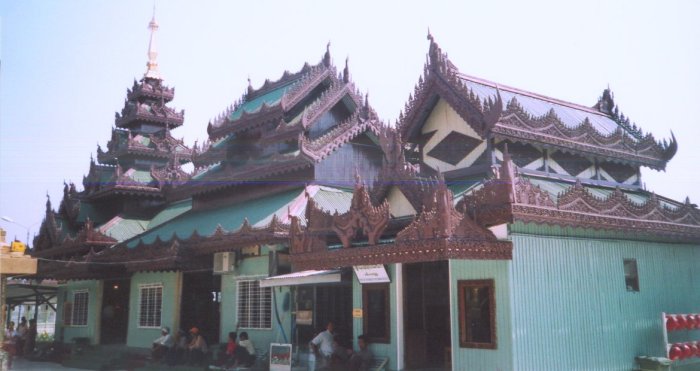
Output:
[{"xmin": 353, "ymin": 265, "xmax": 390, "ymax": 284}]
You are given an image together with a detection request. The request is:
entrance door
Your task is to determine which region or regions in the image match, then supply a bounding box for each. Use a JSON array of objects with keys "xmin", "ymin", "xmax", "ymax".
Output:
[
  {"xmin": 295, "ymin": 284, "xmax": 353, "ymax": 348},
  {"xmin": 101, "ymin": 279, "xmax": 130, "ymax": 344},
  {"xmin": 180, "ymin": 272, "xmax": 221, "ymax": 345},
  {"xmin": 404, "ymin": 261, "xmax": 451, "ymax": 369}
]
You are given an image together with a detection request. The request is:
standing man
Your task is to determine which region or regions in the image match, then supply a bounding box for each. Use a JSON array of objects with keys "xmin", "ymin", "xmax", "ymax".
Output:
[{"xmin": 310, "ymin": 321, "xmax": 335, "ymax": 369}]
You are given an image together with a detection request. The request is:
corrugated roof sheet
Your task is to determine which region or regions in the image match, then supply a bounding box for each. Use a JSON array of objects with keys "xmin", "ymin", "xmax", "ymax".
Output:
[
  {"xmin": 460, "ymin": 75, "xmax": 629, "ymax": 140},
  {"xmin": 147, "ymin": 198, "xmax": 192, "ymax": 230},
  {"xmin": 99, "ymin": 216, "xmax": 149, "ymax": 242},
  {"xmin": 126, "ymin": 188, "xmax": 304, "ymax": 247}
]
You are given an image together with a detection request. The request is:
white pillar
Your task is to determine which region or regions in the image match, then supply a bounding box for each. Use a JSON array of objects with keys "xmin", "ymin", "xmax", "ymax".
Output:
[{"xmin": 395, "ymin": 263, "xmax": 404, "ymax": 370}]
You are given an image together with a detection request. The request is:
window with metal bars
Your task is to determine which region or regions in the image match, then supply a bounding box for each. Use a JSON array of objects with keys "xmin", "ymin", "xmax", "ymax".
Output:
[
  {"xmin": 71, "ymin": 290, "xmax": 89, "ymax": 327},
  {"xmin": 237, "ymin": 280, "xmax": 271, "ymax": 329},
  {"xmin": 138, "ymin": 283, "xmax": 163, "ymax": 328}
]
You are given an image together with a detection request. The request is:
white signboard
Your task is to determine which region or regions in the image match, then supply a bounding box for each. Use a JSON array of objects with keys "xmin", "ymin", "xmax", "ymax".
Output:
[
  {"xmin": 353, "ymin": 265, "xmax": 390, "ymax": 284},
  {"xmin": 269, "ymin": 343, "xmax": 292, "ymax": 371}
]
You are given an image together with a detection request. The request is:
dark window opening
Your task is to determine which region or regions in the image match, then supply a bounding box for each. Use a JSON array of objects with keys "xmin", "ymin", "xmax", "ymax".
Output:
[
  {"xmin": 458, "ymin": 279, "xmax": 496, "ymax": 349},
  {"xmin": 363, "ymin": 284, "xmax": 390, "ymax": 343},
  {"xmin": 624, "ymin": 259, "xmax": 639, "ymax": 292}
]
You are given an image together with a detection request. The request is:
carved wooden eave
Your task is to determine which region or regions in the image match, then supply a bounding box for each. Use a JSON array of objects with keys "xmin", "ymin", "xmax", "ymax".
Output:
[
  {"xmin": 458, "ymin": 153, "xmax": 700, "ymax": 243},
  {"xmin": 397, "ymin": 35, "xmax": 502, "ymax": 143},
  {"xmin": 33, "ymin": 218, "xmax": 117, "ymax": 260},
  {"xmin": 98, "ymin": 131, "xmax": 192, "ymax": 164},
  {"xmin": 127, "ymin": 78, "xmax": 175, "ymax": 102},
  {"xmin": 35, "ymin": 248, "xmax": 124, "ymax": 280},
  {"xmin": 491, "ymin": 97, "xmax": 677, "ymax": 170},
  {"xmin": 192, "ymin": 138, "xmax": 227, "ymax": 167},
  {"xmin": 291, "ymin": 180, "xmax": 511, "ymax": 271},
  {"xmin": 115, "ymin": 102, "xmax": 185, "ymax": 129}
]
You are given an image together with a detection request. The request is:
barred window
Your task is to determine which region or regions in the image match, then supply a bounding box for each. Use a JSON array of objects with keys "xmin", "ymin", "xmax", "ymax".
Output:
[
  {"xmin": 138, "ymin": 284, "xmax": 163, "ymax": 328},
  {"xmin": 71, "ymin": 290, "xmax": 89, "ymax": 327},
  {"xmin": 237, "ymin": 280, "xmax": 271, "ymax": 329}
]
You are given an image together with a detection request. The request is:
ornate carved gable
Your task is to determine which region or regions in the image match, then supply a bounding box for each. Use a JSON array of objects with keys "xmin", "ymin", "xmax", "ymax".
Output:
[
  {"xmin": 397, "ymin": 180, "xmax": 495, "ymax": 243},
  {"xmin": 397, "ymin": 34, "xmax": 502, "ymax": 144}
]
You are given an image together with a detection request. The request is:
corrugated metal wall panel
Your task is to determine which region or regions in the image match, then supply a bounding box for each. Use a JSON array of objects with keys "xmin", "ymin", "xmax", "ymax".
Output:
[
  {"xmin": 510, "ymin": 228, "xmax": 700, "ymax": 371},
  {"xmin": 449, "ymin": 259, "xmax": 513, "ymax": 371}
]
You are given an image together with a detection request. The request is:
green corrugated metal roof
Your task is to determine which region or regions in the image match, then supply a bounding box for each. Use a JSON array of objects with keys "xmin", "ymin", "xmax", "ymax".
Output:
[
  {"xmin": 148, "ymin": 198, "xmax": 192, "ymax": 230},
  {"xmin": 448, "ymin": 178, "xmax": 483, "ymax": 198},
  {"xmin": 126, "ymin": 188, "xmax": 303, "ymax": 247},
  {"xmin": 229, "ymin": 81, "xmax": 297, "ymax": 121},
  {"xmin": 99, "ymin": 216, "xmax": 149, "ymax": 242}
]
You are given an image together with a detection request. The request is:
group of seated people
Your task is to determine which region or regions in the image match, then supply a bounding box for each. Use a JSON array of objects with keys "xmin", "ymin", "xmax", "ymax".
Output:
[
  {"xmin": 151, "ymin": 326, "xmax": 257, "ymax": 368},
  {"xmin": 310, "ymin": 321, "xmax": 374, "ymax": 371},
  {"xmin": 151, "ymin": 326, "xmax": 210, "ymax": 366}
]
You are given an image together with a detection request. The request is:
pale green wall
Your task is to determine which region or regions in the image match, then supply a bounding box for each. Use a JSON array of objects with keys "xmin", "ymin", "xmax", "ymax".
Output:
[
  {"xmin": 219, "ymin": 251, "xmax": 293, "ymax": 353},
  {"xmin": 126, "ymin": 271, "xmax": 182, "ymax": 348},
  {"xmin": 510, "ymin": 224, "xmax": 700, "ymax": 371},
  {"xmin": 449, "ymin": 259, "xmax": 513, "ymax": 371},
  {"xmin": 55, "ymin": 280, "xmax": 103, "ymax": 345},
  {"xmin": 352, "ymin": 264, "xmax": 399, "ymax": 370}
]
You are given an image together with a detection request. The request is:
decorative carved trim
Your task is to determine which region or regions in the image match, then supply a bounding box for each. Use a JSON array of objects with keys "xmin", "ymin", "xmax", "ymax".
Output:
[{"xmin": 332, "ymin": 181, "xmax": 390, "ymax": 248}]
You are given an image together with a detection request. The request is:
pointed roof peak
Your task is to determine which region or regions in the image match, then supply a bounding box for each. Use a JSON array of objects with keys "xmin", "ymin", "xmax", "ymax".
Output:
[{"xmin": 144, "ymin": 6, "xmax": 162, "ymax": 80}]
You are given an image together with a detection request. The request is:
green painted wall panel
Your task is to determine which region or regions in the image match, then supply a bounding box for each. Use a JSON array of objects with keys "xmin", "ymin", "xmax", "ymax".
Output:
[
  {"xmin": 56, "ymin": 280, "xmax": 102, "ymax": 345},
  {"xmin": 510, "ymin": 227, "xmax": 700, "ymax": 371},
  {"xmin": 126, "ymin": 271, "xmax": 181, "ymax": 348},
  {"xmin": 449, "ymin": 259, "xmax": 513, "ymax": 371},
  {"xmin": 219, "ymin": 253, "xmax": 293, "ymax": 354}
]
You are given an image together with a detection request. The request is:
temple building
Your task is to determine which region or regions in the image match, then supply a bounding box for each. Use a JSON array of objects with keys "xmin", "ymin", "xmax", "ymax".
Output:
[{"xmin": 31, "ymin": 16, "xmax": 700, "ymax": 371}]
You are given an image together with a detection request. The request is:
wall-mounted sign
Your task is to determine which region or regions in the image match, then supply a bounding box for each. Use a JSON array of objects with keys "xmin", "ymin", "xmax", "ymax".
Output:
[
  {"xmin": 296, "ymin": 310, "xmax": 313, "ymax": 325},
  {"xmin": 353, "ymin": 265, "xmax": 390, "ymax": 284},
  {"xmin": 269, "ymin": 343, "xmax": 292, "ymax": 371},
  {"xmin": 352, "ymin": 308, "xmax": 363, "ymax": 318}
]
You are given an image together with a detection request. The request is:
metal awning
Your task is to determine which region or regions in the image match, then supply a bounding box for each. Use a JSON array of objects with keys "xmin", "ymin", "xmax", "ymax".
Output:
[
  {"xmin": 4, "ymin": 279, "xmax": 58, "ymax": 310},
  {"xmin": 259, "ymin": 269, "xmax": 343, "ymax": 288}
]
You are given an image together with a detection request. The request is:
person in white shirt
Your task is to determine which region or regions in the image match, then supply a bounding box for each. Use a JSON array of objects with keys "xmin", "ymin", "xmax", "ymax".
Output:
[
  {"xmin": 237, "ymin": 332, "xmax": 256, "ymax": 367},
  {"xmin": 152, "ymin": 326, "xmax": 174, "ymax": 361},
  {"xmin": 310, "ymin": 321, "xmax": 335, "ymax": 368}
]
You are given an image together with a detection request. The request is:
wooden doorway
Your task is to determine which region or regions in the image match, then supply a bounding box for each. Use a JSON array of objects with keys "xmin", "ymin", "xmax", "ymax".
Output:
[
  {"xmin": 180, "ymin": 272, "xmax": 221, "ymax": 345},
  {"xmin": 101, "ymin": 279, "xmax": 130, "ymax": 344},
  {"xmin": 403, "ymin": 261, "xmax": 451, "ymax": 369}
]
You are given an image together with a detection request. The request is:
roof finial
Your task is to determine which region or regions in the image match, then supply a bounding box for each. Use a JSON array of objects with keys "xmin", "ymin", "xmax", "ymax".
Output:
[
  {"xmin": 144, "ymin": 4, "xmax": 161, "ymax": 80},
  {"xmin": 247, "ymin": 76, "xmax": 254, "ymax": 96},
  {"xmin": 323, "ymin": 41, "xmax": 331, "ymax": 67},
  {"xmin": 427, "ymin": 27, "xmax": 433, "ymax": 42},
  {"xmin": 343, "ymin": 56, "xmax": 350, "ymax": 83}
]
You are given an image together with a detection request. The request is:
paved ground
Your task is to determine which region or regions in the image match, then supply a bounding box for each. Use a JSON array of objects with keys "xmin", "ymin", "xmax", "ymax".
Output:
[{"xmin": 10, "ymin": 357, "xmax": 97, "ymax": 370}]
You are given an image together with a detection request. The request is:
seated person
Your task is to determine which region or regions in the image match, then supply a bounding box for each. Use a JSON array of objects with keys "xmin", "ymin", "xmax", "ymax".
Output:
[
  {"xmin": 151, "ymin": 326, "xmax": 174, "ymax": 361},
  {"xmin": 348, "ymin": 335, "xmax": 373, "ymax": 371},
  {"xmin": 165, "ymin": 329, "xmax": 188, "ymax": 366},
  {"xmin": 185, "ymin": 327, "xmax": 208, "ymax": 365},
  {"xmin": 331, "ymin": 335, "xmax": 351, "ymax": 368},
  {"xmin": 236, "ymin": 332, "xmax": 256, "ymax": 367},
  {"xmin": 217, "ymin": 331, "xmax": 237, "ymax": 366}
]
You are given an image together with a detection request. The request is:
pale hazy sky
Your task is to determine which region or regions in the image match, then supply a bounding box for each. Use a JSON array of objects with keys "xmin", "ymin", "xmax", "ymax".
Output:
[{"xmin": 1, "ymin": 0, "xmax": 699, "ymax": 244}]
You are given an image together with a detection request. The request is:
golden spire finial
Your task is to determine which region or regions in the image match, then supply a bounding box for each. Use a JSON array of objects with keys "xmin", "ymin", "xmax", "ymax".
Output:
[{"xmin": 144, "ymin": 4, "xmax": 161, "ymax": 80}]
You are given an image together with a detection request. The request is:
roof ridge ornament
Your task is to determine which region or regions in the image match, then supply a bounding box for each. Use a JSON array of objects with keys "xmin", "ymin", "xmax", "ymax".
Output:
[
  {"xmin": 323, "ymin": 41, "xmax": 331, "ymax": 67},
  {"xmin": 144, "ymin": 5, "xmax": 162, "ymax": 80}
]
